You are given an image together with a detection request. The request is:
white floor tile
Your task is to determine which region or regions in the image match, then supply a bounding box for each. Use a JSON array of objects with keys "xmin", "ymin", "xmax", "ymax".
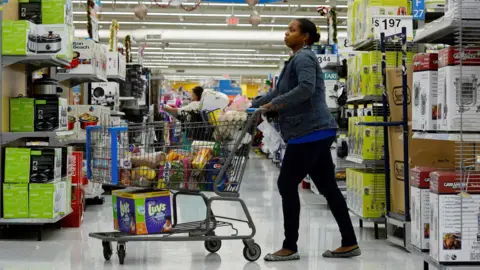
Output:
[{"xmin": 0, "ymin": 155, "xmax": 423, "ymax": 270}]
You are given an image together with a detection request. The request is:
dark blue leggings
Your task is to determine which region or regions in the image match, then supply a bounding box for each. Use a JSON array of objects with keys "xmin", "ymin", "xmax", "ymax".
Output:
[{"xmin": 278, "ymin": 136, "xmax": 358, "ymax": 252}]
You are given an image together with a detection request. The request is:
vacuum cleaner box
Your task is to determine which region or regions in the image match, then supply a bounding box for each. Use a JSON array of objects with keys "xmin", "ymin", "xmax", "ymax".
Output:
[
  {"xmin": 430, "ymin": 171, "xmax": 480, "ymax": 263},
  {"xmin": 35, "ymin": 24, "xmax": 73, "ymax": 59},
  {"xmin": 437, "ymin": 47, "xmax": 480, "ymax": 132},
  {"xmin": 2, "ymin": 20, "xmax": 37, "ymax": 55},
  {"xmin": 412, "ymin": 53, "xmax": 439, "ymax": 131}
]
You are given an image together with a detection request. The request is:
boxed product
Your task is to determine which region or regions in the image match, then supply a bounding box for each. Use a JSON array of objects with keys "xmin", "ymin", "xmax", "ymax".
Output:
[
  {"xmin": 107, "ymin": 51, "xmax": 126, "ymax": 78},
  {"xmin": 10, "ymin": 97, "xmax": 35, "ymax": 132},
  {"xmin": 30, "ymin": 148, "xmax": 62, "ymax": 183},
  {"xmin": 57, "ymin": 177, "xmax": 72, "ymax": 215},
  {"xmin": 362, "ymin": 0, "xmax": 409, "ymax": 41},
  {"xmin": 77, "ymin": 105, "xmax": 102, "ymax": 139},
  {"xmin": 29, "ymin": 182, "xmax": 62, "ymax": 218},
  {"xmin": 347, "ymin": 0, "xmax": 356, "ymax": 45},
  {"xmin": 430, "ymin": 171, "xmax": 480, "ymax": 263},
  {"xmin": 61, "ymin": 185, "xmax": 84, "ymax": 227},
  {"xmin": 70, "ymin": 151, "xmax": 83, "ymax": 185},
  {"xmin": 386, "ymin": 65, "xmax": 413, "ymax": 122},
  {"xmin": 115, "ymin": 190, "xmax": 172, "ymax": 235},
  {"xmin": 96, "ymin": 44, "xmax": 108, "ymax": 79},
  {"xmin": 445, "ymin": 0, "xmax": 480, "ymax": 19},
  {"xmin": 2, "ymin": 20, "xmax": 37, "ymax": 55},
  {"xmin": 3, "ymin": 183, "xmax": 29, "ymax": 218},
  {"xmin": 41, "ymin": 0, "xmax": 73, "ymax": 25},
  {"xmin": 63, "ymin": 38, "xmax": 98, "ymax": 75},
  {"xmin": 369, "ymin": 51, "xmax": 401, "ymax": 96},
  {"xmin": 437, "ymin": 47, "xmax": 480, "ymax": 131},
  {"xmin": 5, "ymin": 148, "xmax": 31, "ymax": 183},
  {"xmin": 35, "ymin": 96, "xmax": 68, "ymax": 132},
  {"xmin": 410, "ymin": 167, "xmax": 436, "ymax": 251},
  {"xmin": 357, "ymin": 52, "xmax": 370, "ymax": 96},
  {"xmin": 347, "ymin": 56, "xmax": 357, "ymax": 97},
  {"xmin": 89, "ymin": 0, "xmax": 101, "ymax": 42},
  {"xmin": 67, "ymin": 105, "xmax": 77, "ymax": 136},
  {"xmin": 34, "ymin": 24, "xmax": 73, "ymax": 59},
  {"xmin": 62, "ymin": 146, "xmax": 73, "ymax": 181},
  {"xmin": 412, "ymin": 53, "xmax": 439, "ymax": 131},
  {"xmin": 346, "ymin": 168, "xmax": 386, "ymax": 218},
  {"xmin": 19, "ymin": 1, "xmax": 42, "ymax": 24},
  {"xmin": 359, "ymin": 116, "xmax": 384, "ymax": 160}
]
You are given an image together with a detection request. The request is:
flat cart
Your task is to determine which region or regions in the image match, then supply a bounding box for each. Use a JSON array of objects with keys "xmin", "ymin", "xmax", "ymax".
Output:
[{"xmin": 86, "ymin": 109, "xmax": 262, "ymax": 264}]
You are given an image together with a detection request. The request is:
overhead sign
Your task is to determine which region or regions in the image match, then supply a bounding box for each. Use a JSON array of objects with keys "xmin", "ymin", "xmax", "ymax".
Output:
[{"xmin": 413, "ymin": 0, "xmax": 425, "ymax": 20}]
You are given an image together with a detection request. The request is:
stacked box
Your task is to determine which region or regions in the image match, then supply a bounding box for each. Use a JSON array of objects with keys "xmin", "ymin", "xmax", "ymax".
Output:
[
  {"xmin": 359, "ymin": 116, "xmax": 384, "ymax": 160},
  {"xmin": 412, "ymin": 53, "xmax": 439, "ymax": 131},
  {"xmin": 357, "ymin": 52, "xmax": 371, "ymax": 96},
  {"xmin": 346, "ymin": 169, "xmax": 386, "ymax": 218}
]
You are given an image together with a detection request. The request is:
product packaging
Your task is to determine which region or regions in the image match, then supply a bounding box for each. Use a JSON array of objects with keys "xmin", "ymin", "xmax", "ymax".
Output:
[
  {"xmin": 57, "ymin": 178, "xmax": 72, "ymax": 215},
  {"xmin": 437, "ymin": 47, "xmax": 480, "ymax": 132},
  {"xmin": 60, "ymin": 185, "xmax": 84, "ymax": 227},
  {"xmin": 67, "ymin": 104, "xmax": 77, "ymax": 137},
  {"xmin": 357, "ymin": 52, "xmax": 370, "ymax": 96},
  {"xmin": 386, "ymin": 65, "xmax": 413, "ymax": 122},
  {"xmin": 107, "ymin": 51, "xmax": 126, "ymax": 79},
  {"xmin": 2, "ymin": 20, "xmax": 37, "ymax": 55},
  {"xmin": 35, "ymin": 24, "xmax": 73, "ymax": 59},
  {"xmin": 77, "ymin": 105, "xmax": 102, "ymax": 139},
  {"xmin": 346, "ymin": 168, "xmax": 386, "ymax": 218},
  {"xmin": 115, "ymin": 190, "xmax": 172, "ymax": 235},
  {"xmin": 359, "ymin": 116, "xmax": 384, "ymax": 160},
  {"xmin": 62, "ymin": 38, "xmax": 100, "ymax": 76},
  {"xmin": 3, "ymin": 183, "xmax": 29, "ymax": 218},
  {"xmin": 29, "ymin": 182, "xmax": 62, "ymax": 218},
  {"xmin": 430, "ymin": 171, "xmax": 480, "ymax": 263},
  {"xmin": 35, "ymin": 96, "xmax": 68, "ymax": 132},
  {"xmin": 412, "ymin": 53, "xmax": 439, "ymax": 131},
  {"xmin": 10, "ymin": 98, "xmax": 35, "ymax": 132},
  {"xmin": 41, "ymin": 0, "xmax": 73, "ymax": 25},
  {"xmin": 5, "ymin": 148, "xmax": 31, "ymax": 183},
  {"xmin": 19, "ymin": 2, "xmax": 42, "ymax": 24},
  {"xmin": 30, "ymin": 148, "xmax": 62, "ymax": 183}
]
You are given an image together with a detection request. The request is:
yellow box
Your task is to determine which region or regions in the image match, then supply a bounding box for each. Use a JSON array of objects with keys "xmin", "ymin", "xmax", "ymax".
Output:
[
  {"xmin": 360, "ymin": 116, "xmax": 385, "ymax": 160},
  {"xmin": 358, "ymin": 52, "xmax": 371, "ymax": 96},
  {"xmin": 359, "ymin": 171, "xmax": 386, "ymax": 218}
]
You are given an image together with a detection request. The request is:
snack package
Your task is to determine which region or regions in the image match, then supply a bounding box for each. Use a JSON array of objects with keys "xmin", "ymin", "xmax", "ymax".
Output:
[
  {"xmin": 166, "ymin": 149, "xmax": 190, "ymax": 162},
  {"xmin": 192, "ymin": 148, "xmax": 212, "ymax": 169},
  {"xmin": 227, "ymin": 95, "xmax": 251, "ymax": 111},
  {"xmin": 206, "ymin": 159, "xmax": 228, "ymax": 191}
]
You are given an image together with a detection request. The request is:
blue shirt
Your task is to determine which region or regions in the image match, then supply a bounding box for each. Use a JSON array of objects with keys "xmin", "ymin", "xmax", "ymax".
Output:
[{"xmin": 288, "ymin": 129, "xmax": 336, "ymax": 144}]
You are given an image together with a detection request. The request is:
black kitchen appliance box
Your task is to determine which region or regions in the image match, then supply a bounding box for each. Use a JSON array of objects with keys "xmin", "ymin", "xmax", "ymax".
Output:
[
  {"xmin": 30, "ymin": 148, "xmax": 62, "ymax": 183},
  {"xmin": 34, "ymin": 96, "xmax": 68, "ymax": 132}
]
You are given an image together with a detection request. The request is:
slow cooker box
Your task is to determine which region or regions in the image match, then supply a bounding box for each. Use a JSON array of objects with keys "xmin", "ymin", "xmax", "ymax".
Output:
[{"xmin": 35, "ymin": 24, "xmax": 73, "ymax": 59}]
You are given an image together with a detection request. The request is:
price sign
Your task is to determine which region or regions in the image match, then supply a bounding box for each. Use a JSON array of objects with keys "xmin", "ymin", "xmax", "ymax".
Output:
[
  {"xmin": 412, "ymin": 0, "xmax": 425, "ymax": 20},
  {"xmin": 372, "ymin": 15, "xmax": 414, "ymax": 41},
  {"xmin": 316, "ymin": 54, "xmax": 338, "ymax": 69}
]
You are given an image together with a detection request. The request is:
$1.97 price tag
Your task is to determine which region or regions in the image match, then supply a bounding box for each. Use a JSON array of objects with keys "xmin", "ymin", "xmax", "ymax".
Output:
[{"xmin": 372, "ymin": 15, "xmax": 413, "ymax": 41}]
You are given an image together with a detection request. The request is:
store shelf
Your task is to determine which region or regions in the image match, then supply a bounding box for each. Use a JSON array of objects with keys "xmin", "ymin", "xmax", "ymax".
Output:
[
  {"xmin": 119, "ymin": 97, "xmax": 136, "ymax": 101},
  {"xmin": 346, "ymin": 155, "xmax": 384, "ymax": 166},
  {"xmin": 407, "ymin": 244, "xmax": 480, "ymax": 270},
  {"xmin": 386, "ymin": 215, "xmax": 410, "ymax": 249},
  {"xmin": 2, "ymin": 130, "xmax": 75, "ymax": 145},
  {"xmin": 349, "ymin": 209, "xmax": 386, "ymax": 223},
  {"xmin": 85, "ymin": 188, "xmax": 104, "ymax": 199},
  {"xmin": 0, "ymin": 210, "xmax": 72, "ymax": 225},
  {"xmin": 2, "ymin": 55, "xmax": 70, "ymax": 70},
  {"xmin": 413, "ymin": 132, "xmax": 480, "ymax": 142},
  {"xmin": 111, "ymin": 110, "xmax": 125, "ymax": 116},
  {"xmin": 352, "ymin": 38, "xmax": 415, "ymax": 51},
  {"xmin": 414, "ymin": 16, "xmax": 480, "ymax": 44},
  {"xmin": 347, "ymin": 95, "xmax": 383, "ymax": 103},
  {"xmin": 56, "ymin": 73, "xmax": 107, "ymax": 86},
  {"xmin": 107, "ymin": 74, "xmax": 126, "ymax": 83}
]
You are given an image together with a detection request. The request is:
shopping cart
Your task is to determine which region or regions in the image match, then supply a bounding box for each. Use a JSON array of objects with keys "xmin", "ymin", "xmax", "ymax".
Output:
[{"xmin": 86, "ymin": 109, "xmax": 262, "ymax": 264}]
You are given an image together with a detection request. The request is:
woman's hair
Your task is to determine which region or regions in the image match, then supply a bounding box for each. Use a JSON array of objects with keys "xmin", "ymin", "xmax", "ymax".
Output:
[
  {"xmin": 192, "ymin": 86, "xmax": 204, "ymax": 101},
  {"xmin": 296, "ymin": 18, "xmax": 321, "ymax": 46}
]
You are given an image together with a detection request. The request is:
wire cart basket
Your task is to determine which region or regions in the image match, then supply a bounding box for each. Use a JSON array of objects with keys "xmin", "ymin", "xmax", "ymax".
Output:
[{"xmin": 86, "ymin": 109, "xmax": 262, "ymax": 264}]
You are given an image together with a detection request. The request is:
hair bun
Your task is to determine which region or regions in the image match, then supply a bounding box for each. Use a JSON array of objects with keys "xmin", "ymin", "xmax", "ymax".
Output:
[{"xmin": 313, "ymin": 33, "xmax": 321, "ymax": 43}]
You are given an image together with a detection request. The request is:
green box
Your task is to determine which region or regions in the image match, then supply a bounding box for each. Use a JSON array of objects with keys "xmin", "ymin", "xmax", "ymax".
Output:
[
  {"xmin": 5, "ymin": 148, "xmax": 31, "ymax": 183},
  {"xmin": 29, "ymin": 183, "xmax": 60, "ymax": 219},
  {"xmin": 2, "ymin": 20, "xmax": 36, "ymax": 55},
  {"xmin": 42, "ymin": 0, "xmax": 73, "ymax": 25},
  {"xmin": 10, "ymin": 98, "xmax": 35, "ymax": 132},
  {"xmin": 3, "ymin": 184, "xmax": 29, "ymax": 218}
]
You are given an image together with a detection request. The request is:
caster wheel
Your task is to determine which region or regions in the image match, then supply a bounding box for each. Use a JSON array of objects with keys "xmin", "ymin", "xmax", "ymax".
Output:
[
  {"xmin": 205, "ymin": 240, "xmax": 222, "ymax": 253},
  {"xmin": 117, "ymin": 243, "xmax": 126, "ymax": 265},
  {"xmin": 243, "ymin": 243, "xmax": 261, "ymax": 262},
  {"xmin": 102, "ymin": 241, "xmax": 113, "ymax": 261}
]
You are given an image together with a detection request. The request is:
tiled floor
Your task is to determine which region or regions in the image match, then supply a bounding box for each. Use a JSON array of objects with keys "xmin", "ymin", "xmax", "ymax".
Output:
[{"xmin": 0, "ymin": 155, "xmax": 424, "ymax": 270}]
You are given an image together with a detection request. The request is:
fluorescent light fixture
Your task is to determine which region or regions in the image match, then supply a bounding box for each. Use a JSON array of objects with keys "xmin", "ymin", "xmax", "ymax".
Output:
[
  {"xmin": 143, "ymin": 65, "xmax": 169, "ymax": 68},
  {"xmin": 144, "ymin": 63, "xmax": 278, "ymax": 68},
  {"xmin": 72, "ymin": 1, "xmax": 347, "ymax": 8},
  {"xmin": 132, "ymin": 47, "xmax": 257, "ymax": 52},
  {"xmin": 73, "ymin": 11, "xmax": 348, "ymax": 20},
  {"xmin": 138, "ymin": 56, "xmax": 281, "ymax": 61},
  {"xmin": 133, "ymin": 52, "xmax": 288, "ymax": 57},
  {"xmin": 143, "ymin": 60, "xmax": 263, "ymax": 64}
]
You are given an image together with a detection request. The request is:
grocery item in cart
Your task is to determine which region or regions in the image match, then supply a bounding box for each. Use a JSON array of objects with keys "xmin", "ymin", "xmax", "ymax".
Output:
[
  {"xmin": 116, "ymin": 190, "xmax": 172, "ymax": 235},
  {"xmin": 192, "ymin": 148, "xmax": 213, "ymax": 169}
]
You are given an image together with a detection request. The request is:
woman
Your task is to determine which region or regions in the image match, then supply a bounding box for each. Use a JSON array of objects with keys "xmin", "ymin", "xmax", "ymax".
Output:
[
  {"xmin": 163, "ymin": 86, "xmax": 204, "ymax": 117},
  {"xmin": 253, "ymin": 19, "xmax": 360, "ymax": 261}
]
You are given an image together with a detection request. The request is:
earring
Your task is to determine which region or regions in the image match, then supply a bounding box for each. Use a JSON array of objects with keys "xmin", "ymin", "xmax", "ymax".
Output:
[{"xmin": 303, "ymin": 41, "xmax": 308, "ymax": 48}]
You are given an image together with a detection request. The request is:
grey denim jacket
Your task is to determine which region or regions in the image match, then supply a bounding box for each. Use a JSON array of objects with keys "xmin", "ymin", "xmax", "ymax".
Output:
[{"xmin": 252, "ymin": 48, "xmax": 337, "ymax": 141}]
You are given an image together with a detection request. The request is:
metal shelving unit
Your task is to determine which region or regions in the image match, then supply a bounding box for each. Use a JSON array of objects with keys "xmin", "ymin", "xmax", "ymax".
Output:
[
  {"xmin": 348, "ymin": 209, "xmax": 385, "ymax": 239},
  {"xmin": 2, "ymin": 55, "xmax": 70, "ymax": 69},
  {"xmin": 56, "ymin": 73, "xmax": 107, "ymax": 87},
  {"xmin": 345, "ymin": 155, "xmax": 384, "ymax": 166},
  {"xmin": 107, "ymin": 74, "xmax": 126, "ymax": 83},
  {"xmin": 347, "ymin": 95, "xmax": 383, "ymax": 103}
]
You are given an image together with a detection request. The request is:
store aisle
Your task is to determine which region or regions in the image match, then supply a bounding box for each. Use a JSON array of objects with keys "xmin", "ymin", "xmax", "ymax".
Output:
[{"xmin": 0, "ymin": 154, "xmax": 421, "ymax": 270}]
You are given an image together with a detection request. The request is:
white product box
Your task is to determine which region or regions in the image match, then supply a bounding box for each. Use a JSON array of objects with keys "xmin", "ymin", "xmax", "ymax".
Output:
[
  {"xmin": 35, "ymin": 24, "xmax": 73, "ymax": 59},
  {"xmin": 118, "ymin": 53, "xmax": 126, "ymax": 78},
  {"xmin": 77, "ymin": 105, "xmax": 102, "ymax": 139},
  {"xmin": 91, "ymin": 82, "xmax": 119, "ymax": 107},
  {"xmin": 107, "ymin": 51, "xmax": 126, "ymax": 80},
  {"xmin": 410, "ymin": 167, "xmax": 435, "ymax": 251},
  {"xmin": 65, "ymin": 38, "xmax": 97, "ymax": 75},
  {"xmin": 57, "ymin": 180, "xmax": 71, "ymax": 215},
  {"xmin": 95, "ymin": 44, "xmax": 107, "ymax": 79},
  {"xmin": 67, "ymin": 105, "xmax": 78, "ymax": 138},
  {"xmin": 446, "ymin": 0, "xmax": 480, "ymax": 20},
  {"xmin": 54, "ymin": 148, "xmax": 63, "ymax": 181},
  {"xmin": 102, "ymin": 106, "xmax": 111, "ymax": 126},
  {"xmin": 430, "ymin": 171, "xmax": 480, "ymax": 263},
  {"xmin": 412, "ymin": 53, "xmax": 439, "ymax": 131},
  {"xmin": 437, "ymin": 47, "xmax": 480, "ymax": 131}
]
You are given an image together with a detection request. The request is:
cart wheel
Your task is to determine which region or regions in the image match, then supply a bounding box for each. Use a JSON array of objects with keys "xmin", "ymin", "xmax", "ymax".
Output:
[
  {"xmin": 243, "ymin": 243, "xmax": 261, "ymax": 262},
  {"xmin": 205, "ymin": 240, "xmax": 222, "ymax": 253},
  {"xmin": 102, "ymin": 241, "xmax": 113, "ymax": 261},
  {"xmin": 117, "ymin": 243, "xmax": 126, "ymax": 265}
]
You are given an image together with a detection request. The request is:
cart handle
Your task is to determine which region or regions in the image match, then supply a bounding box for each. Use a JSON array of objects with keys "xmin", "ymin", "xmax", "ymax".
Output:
[{"xmin": 246, "ymin": 107, "xmax": 268, "ymax": 114}]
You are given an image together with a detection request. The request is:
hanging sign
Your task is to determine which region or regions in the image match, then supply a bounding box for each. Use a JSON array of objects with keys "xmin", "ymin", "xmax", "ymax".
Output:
[
  {"xmin": 413, "ymin": 0, "xmax": 425, "ymax": 20},
  {"xmin": 372, "ymin": 15, "xmax": 414, "ymax": 41}
]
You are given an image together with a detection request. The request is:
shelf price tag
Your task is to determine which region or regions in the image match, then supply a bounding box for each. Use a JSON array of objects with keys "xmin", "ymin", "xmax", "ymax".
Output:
[
  {"xmin": 373, "ymin": 15, "xmax": 414, "ymax": 42},
  {"xmin": 316, "ymin": 54, "xmax": 337, "ymax": 69}
]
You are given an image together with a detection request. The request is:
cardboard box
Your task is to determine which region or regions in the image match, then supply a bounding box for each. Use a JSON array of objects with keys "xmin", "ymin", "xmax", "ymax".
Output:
[
  {"xmin": 5, "ymin": 148, "xmax": 31, "ymax": 183},
  {"xmin": 29, "ymin": 182, "xmax": 62, "ymax": 219},
  {"xmin": 62, "ymin": 38, "xmax": 98, "ymax": 75},
  {"xmin": 35, "ymin": 24, "xmax": 73, "ymax": 59},
  {"xmin": 386, "ymin": 65, "xmax": 413, "ymax": 122},
  {"xmin": 77, "ymin": 105, "xmax": 102, "ymax": 139},
  {"xmin": 359, "ymin": 116, "xmax": 384, "ymax": 160},
  {"xmin": 437, "ymin": 47, "xmax": 480, "ymax": 132},
  {"xmin": 3, "ymin": 184, "xmax": 29, "ymax": 218},
  {"xmin": 35, "ymin": 97, "xmax": 68, "ymax": 132},
  {"xmin": 388, "ymin": 126, "xmax": 456, "ymax": 215},
  {"xmin": 66, "ymin": 104, "xmax": 77, "ymax": 136},
  {"xmin": 429, "ymin": 171, "xmax": 480, "ymax": 263},
  {"xmin": 30, "ymin": 148, "xmax": 62, "ymax": 183},
  {"xmin": 41, "ymin": 0, "xmax": 73, "ymax": 25},
  {"xmin": 10, "ymin": 98, "xmax": 35, "ymax": 132},
  {"xmin": 57, "ymin": 178, "xmax": 72, "ymax": 215},
  {"xmin": 346, "ymin": 168, "xmax": 386, "ymax": 218},
  {"xmin": 2, "ymin": 20, "xmax": 37, "ymax": 55},
  {"xmin": 115, "ymin": 190, "xmax": 172, "ymax": 235},
  {"xmin": 70, "ymin": 151, "xmax": 83, "ymax": 185},
  {"xmin": 412, "ymin": 53, "xmax": 439, "ymax": 131}
]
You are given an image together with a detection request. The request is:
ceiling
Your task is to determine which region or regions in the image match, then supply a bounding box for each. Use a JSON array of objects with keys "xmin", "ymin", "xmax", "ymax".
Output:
[{"xmin": 72, "ymin": 0, "xmax": 348, "ymax": 79}]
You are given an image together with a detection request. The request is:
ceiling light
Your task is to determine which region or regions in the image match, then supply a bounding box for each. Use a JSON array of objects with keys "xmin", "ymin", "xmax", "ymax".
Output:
[
  {"xmin": 71, "ymin": 1, "xmax": 347, "ymax": 8},
  {"xmin": 139, "ymin": 56, "xmax": 280, "ymax": 61},
  {"xmin": 133, "ymin": 52, "xmax": 288, "ymax": 57},
  {"xmin": 144, "ymin": 63, "xmax": 278, "ymax": 68},
  {"xmin": 132, "ymin": 47, "xmax": 257, "ymax": 52}
]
